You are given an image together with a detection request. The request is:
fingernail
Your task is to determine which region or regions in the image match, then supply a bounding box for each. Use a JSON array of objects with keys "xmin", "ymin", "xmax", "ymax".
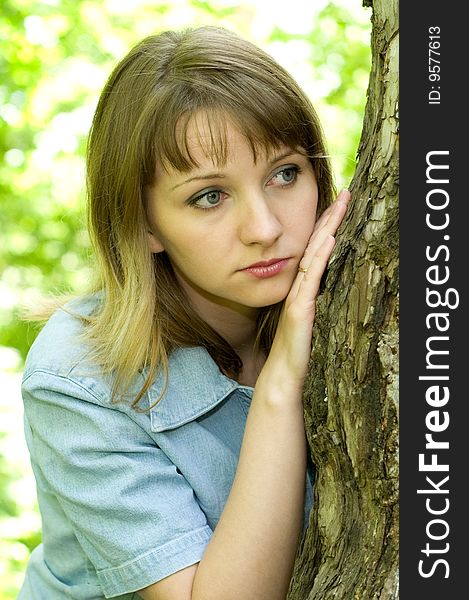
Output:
[{"xmin": 337, "ymin": 189, "xmax": 350, "ymax": 205}]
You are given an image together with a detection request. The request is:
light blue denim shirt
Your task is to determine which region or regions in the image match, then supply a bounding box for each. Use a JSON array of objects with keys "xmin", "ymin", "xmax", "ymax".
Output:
[{"xmin": 18, "ymin": 296, "xmax": 314, "ymax": 599}]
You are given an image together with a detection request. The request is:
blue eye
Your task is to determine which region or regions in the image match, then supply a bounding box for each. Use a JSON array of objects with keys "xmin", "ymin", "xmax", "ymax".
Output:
[
  {"xmin": 189, "ymin": 189, "xmax": 223, "ymax": 209},
  {"xmin": 269, "ymin": 165, "xmax": 301, "ymax": 186}
]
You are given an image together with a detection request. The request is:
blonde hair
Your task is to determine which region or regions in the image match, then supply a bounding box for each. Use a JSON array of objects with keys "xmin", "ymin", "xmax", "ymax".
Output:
[{"xmin": 67, "ymin": 26, "xmax": 335, "ymax": 407}]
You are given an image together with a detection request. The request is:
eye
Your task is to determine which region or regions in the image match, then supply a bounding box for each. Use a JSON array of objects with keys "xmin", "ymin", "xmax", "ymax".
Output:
[
  {"xmin": 188, "ymin": 189, "xmax": 225, "ymax": 210},
  {"xmin": 267, "ymin": 165, "xmax": 301, "ymax": 187}
]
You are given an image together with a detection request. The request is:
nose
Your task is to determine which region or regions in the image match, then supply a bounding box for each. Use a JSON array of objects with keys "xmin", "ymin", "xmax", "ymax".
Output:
[{"xmin": 237, "ymin": 193, "xmax": 283, "ymax": 247}]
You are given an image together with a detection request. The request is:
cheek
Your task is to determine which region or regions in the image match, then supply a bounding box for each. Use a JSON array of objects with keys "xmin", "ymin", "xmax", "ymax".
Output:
[
  {"xmin": 159, "ymin": 226, "xmax": 226, "ymax": 280},
  {"xmin": 289, "ymin": 195, "xmax": 317, "ymax": 240}
]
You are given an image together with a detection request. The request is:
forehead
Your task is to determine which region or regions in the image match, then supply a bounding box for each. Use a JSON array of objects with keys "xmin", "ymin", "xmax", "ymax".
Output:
[
  {"xmin": 159, "ymin": 109, "xmax": 289, "ymax": 175},
  {"xmin": 192, "ymin": 113, "xmax": 284, "ymax": 161}
]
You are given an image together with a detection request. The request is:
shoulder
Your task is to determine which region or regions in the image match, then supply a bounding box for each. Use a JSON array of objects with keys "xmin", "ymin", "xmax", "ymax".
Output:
[
  {"xmin": 24, "ymin": 294, "xmax": 98, "ymax": 373},
  {"xmin": 22, "ymin": 295, "xmax": 248, "ymax": 421},
  {"xmin": 22, "ymin": 294, "xmax": 115, "ymax": 403}
]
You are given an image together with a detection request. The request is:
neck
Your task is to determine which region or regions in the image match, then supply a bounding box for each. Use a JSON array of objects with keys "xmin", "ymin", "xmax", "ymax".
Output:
[
  {"xmin": 189, "ymin": 296, "xmax": 266, "ymax": 386},
  {"xmin": 173, "ymin": 267, "xmax": 267, "ymax": 385},
  {"xmin": 190, "ymin": 292, "xmax": 259, "ymax": 352}
]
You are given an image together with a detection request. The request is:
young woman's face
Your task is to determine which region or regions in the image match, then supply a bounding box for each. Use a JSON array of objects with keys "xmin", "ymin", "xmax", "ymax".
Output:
[{"xmin": 146, "ymin": 116, "xmax": 318, "ymax": 316}]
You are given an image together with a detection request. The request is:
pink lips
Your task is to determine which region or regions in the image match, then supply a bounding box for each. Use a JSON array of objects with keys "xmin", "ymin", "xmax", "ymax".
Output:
[{"xmin": 242, "ymin": 258, "xmax": 290, "ymax": 279}]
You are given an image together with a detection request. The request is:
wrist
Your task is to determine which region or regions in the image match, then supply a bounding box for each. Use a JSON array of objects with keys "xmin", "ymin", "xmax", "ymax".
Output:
[{"xmin": 255, "ymin": 364, "xmax": 305, "ymax": 408}]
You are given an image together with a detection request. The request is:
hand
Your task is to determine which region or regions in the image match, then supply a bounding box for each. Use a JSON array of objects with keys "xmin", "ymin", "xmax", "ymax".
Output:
[{"xmin": 261, "ymin": 189, "xmax": 350, "ymax": 394}]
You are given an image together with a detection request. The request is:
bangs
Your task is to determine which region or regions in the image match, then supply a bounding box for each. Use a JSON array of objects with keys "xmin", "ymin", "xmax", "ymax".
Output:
[{"xmin": 150, "ymin": 81, "xmax": 321, "ymax": 176}]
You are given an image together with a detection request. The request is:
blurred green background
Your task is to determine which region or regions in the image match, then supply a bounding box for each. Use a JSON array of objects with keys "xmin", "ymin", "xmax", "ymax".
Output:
[{"xmin": 0, "ymin": 0, "xmax": 371, "ymax": 597}]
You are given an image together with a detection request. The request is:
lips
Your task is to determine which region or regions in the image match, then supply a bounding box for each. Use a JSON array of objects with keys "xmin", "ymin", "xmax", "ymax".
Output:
[
  {"xmin": 244, "ymin": 258, "xmax": 288, "ymax": 269},
  {"xmin": 241, "ymin": 257, "xmax": 291, "ymax": 279}
]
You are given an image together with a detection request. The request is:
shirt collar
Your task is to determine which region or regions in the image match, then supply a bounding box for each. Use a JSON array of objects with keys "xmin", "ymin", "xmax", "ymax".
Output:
[{"xmin": 148, "ymin": 346, "xmax": 253, "ymax": 432}]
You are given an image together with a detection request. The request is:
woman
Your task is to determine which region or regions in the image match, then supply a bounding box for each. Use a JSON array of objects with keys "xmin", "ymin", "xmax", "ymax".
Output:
[{"xmin": 19, "ymin": 26, "xmax": 350, "ymax": 599}]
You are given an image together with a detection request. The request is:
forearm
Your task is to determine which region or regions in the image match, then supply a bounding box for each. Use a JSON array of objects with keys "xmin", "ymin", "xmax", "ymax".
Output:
[
  {"xmin": 192, "ymin": 375, "xmax": 307, "ymax": 600},
  {"xmin": 140, "ymin": 193, "xmax": 349, "ymax": 600}
]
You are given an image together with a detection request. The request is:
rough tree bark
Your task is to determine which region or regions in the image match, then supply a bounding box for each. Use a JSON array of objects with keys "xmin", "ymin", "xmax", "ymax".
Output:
[{"xmin": 287, "ymin": 1, "xmax": 399, "ymax": 599}]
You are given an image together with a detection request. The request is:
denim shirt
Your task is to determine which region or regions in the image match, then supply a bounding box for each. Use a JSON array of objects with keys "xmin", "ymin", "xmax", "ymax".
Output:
[{"xmin": 18, "ymin": 296, "xmax": 314, "ymax": 599}]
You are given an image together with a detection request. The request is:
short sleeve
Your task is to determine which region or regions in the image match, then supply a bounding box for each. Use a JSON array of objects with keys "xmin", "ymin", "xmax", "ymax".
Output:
[{"xmin": 22, "ymin": 370, "xmax": 212, "ymax": 597}]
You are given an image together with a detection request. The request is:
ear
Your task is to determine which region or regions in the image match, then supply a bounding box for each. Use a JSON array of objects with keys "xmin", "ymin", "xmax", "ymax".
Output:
[
  {"xmin": 147, "ymin": 229, "xmax": 165, "ymax": 254},
  {"xmin": 143, "ymin": 186, "xmax": 165, "ymax": 253}
]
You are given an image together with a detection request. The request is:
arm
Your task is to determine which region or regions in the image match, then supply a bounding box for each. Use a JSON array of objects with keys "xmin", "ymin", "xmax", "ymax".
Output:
[{"xmin": 139, "ymin": 190, "xmax": 350, "ymax": 600}]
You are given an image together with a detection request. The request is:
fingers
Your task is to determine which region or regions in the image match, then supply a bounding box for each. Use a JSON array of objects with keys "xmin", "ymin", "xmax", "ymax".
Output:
[
  {"xmin": 299, "ymin": 189, "xmax": 350, "ymax": 269},
  {"xmin": 272, "ymin": 191, "xmax": 350, "ymax": 380},
  {"xmin": 315, "ymin": 188, "xmax": 351, "ymax": 227},
  {"xmin": 317, "ymin": 188, "xmax": 350, "ymax": 233},
  {"xmin": 290, "ymin": 190, "xmax": 350, "ymax": 300},
  {"xmin": 290, "ymin": 233, "xmax": 336, "ymax": 300}
]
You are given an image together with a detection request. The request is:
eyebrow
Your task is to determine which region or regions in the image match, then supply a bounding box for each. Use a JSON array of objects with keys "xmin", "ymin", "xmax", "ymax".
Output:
[{"xmin": 169, "ymin": 149, "xmax": 299, "ymax": 191}]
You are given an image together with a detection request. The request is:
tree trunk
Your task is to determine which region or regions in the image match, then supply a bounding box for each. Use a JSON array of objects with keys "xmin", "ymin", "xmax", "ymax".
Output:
[{"xmin": 287, "ymin": 1, "xmax": 399, "ymax": 599}]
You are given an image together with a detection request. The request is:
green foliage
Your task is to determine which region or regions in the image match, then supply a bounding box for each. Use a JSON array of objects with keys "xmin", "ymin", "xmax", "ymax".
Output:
[
  {"xmin": 269, "ymin": 2, "xmax": 371, "ymax": 188},
  {"xmin": 0, "ymin": 1, "xmax": 371, "ymax": 597},
  {"xmin": 0, "ymin": 0, "xmax": 371, "ymax": 365}
]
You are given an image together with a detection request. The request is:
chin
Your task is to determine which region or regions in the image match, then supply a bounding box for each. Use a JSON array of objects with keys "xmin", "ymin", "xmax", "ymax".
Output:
[{"xmin": 243, "ymin": 287, "xmax": 290, "ymax": 308}]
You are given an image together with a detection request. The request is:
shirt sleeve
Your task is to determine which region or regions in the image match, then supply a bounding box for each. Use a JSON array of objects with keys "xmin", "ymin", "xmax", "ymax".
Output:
[{"xmin": 22, "ymin": 369, "xmax": 212, "ymax": 598}]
